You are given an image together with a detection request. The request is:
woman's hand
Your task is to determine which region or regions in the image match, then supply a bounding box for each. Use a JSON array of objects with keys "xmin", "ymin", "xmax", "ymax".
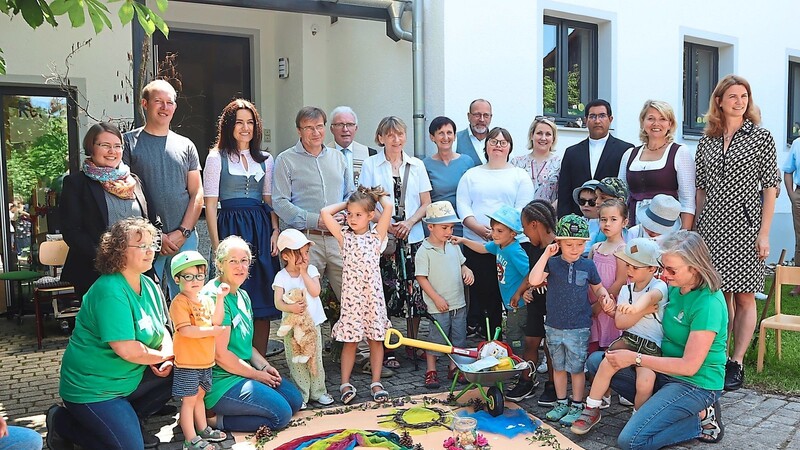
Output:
[
  {"xmin": 151, "ymin": 360, "xmax": 173, "ymax": 377},
  {"xmin": 270, "ymin": 230, "xmax": 279, "ymax": 256},
  {"xmin": 756, "ymin": 232, "xmax": 770, "ymax": 261},
  {"xmin": 603, "ymin": 349, "xmax": 637, "ymax": 370},
  {"xmin": 255, "ymin": 364, "xmax": 282, "ymax": 388}
]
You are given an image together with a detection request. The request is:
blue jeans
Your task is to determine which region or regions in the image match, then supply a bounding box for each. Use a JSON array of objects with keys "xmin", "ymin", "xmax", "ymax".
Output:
[
  {"xmin": 586, "ymin": 351, "xmax": 721, "ymax": 450},
  {"xmin": 211, "ymin": 377, "xmax": 303, "ymax": 432},
  {"xmin": 153, "ymin": 231, "xmax": 198, "ymax": 299},
  {"xmin": 53, "ymin": 369, "xmax": 172, "ymax": 450},
  {"xmin": 0, "ymin": 426, "xmax": 42, "ymax": 450}
]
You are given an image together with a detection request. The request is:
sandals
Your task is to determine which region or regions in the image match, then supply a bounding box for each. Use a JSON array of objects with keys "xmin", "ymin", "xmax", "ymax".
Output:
[
  {"xmin": 184, "ymin": 436, "xmax": 217, "ymax": 450},
  {"xmin": 370, "ymin": 381, "xmax": 390, "ymax": 403},
  {"xmin": 697, "ymin": 401, "xmax": 724, "ymax": 444},
  {"xmin": 424, "ymin": 370, "xmax": 440, "ymax": 389},
  {"xmin": 340, "ymin": 383, "xmax": 357, "ymax": 405},
  {"xmin": 383, "ymin": 355, "xmax": 400, "ymax": 369},
  {"xmin": 197, "ymin": 427, "xmax": 226, "ymax": 442}
]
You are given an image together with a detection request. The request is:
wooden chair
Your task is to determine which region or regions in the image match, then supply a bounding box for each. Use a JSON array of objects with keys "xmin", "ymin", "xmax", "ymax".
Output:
[
  {"xmin": 33, "ymin": 240, "xmax": 80, "ymax": 349},
  {"xmin": 757, "ymin": 264, "xmax": 800, "ymax": 373}
]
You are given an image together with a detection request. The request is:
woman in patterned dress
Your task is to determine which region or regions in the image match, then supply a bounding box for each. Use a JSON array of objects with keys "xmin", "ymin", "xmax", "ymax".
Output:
[
  {"xmin": 204, "ymin": 99, "xmax": 281, "ymax": 357},
  {"xmin": 511, "ymin": 116, "xmax": 561, "ymax": 208},
  {"xmin": 695, "ymin": 75, "xmax": 780, "ymax": 391}
]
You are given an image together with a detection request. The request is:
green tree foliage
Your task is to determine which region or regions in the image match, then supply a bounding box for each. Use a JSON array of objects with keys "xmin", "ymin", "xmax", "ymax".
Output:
[
  {"xmin": 0, "ymin": 0, "xmax": 169, "ymax": 74},
  {"xmin": 8, "ymin": 116, "xmax": 69, "ymax": 201}
]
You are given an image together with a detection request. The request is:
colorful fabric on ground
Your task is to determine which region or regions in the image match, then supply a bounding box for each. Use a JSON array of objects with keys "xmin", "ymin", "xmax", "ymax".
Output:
[
  {"xmin": 458, "ymin": 408, "xmax": 540, "ymax": 438},
  {"xmin": 274, "ymin": 429, "xmax": 411, "ymax": 450}
]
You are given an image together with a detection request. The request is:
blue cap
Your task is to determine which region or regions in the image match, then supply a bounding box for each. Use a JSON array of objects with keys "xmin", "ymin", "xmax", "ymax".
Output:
[{"xmin": 486, "ymin": 205, "xmax": 523, "ymax": 234}]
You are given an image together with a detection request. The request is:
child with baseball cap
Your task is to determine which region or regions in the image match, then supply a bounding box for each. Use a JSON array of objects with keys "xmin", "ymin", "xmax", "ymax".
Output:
[
  {"xmin": 571, "ymin": 238, "xmax": 668, "ymax": 434},
  {"xmin": 528, "ymin": 214, "xmax": 611, "ymax": 427},
  {"xmin": 572, "ymin": 180, "xmax": 602, "ymax": 255},
  {"xmin": 273, "ymin": 228, "xmax": 332, "ymax": 408},
  {"xmin": 415, "ymin": 201, "xmax": 474, "ymax": 389},
  {"xmin": 451, "ymin": 205, "xmax": 530, "ymax": 353},
  {"xmin": 169, "ymin": 251, "xmax": 230, "ymax": 450}
]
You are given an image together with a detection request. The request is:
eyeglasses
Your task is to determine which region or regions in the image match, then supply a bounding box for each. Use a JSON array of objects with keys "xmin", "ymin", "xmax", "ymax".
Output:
[
  {"xmin": 128, "ymin": 241, "xmax": 162, "ymax": 252},
  {"xmin": 587, "ymin": 113, "xmax": 609, "ymax": 121},
  {"xmin": 331, "ymin": 122, "xmax": 357, "ymax": 129},
  {"xmin": 176, "ymin": 273, "xmax": 207, "ymax": 282},
  {"xmin": 299, "ymin": 124, "xmax": 325, "ymax": 133},
  {"xmin": 578, "ymin": 198, "xmax": 597, "ymax": 207},
  {"xmin": 226, "ymin": 258, "xmax": 251, "ymax": 266},
  {"xmin": 487, "ymin": 138, "xmax": 509, "ymax": 148},
  {"xmin": 95, "ymin": 142, "xmax": 124, "ymax": 151},
  {"xmin": 535, "ymin": 115, "xmax": 556, "ymax": 122},
  {"xmin": 470, "ymin": 112, "xmax": 492, "ymax": 120}
]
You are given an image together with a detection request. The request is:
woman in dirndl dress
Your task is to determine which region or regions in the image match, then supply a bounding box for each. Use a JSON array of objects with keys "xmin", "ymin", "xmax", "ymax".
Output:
[{"xmin": 204, "ymin": 99, "xmax": 281, "ymax": 357}]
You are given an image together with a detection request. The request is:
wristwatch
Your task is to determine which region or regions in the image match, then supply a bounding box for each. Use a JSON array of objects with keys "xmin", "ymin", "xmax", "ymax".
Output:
[
  {"xmin": 178, "ymin": 226, "xmax": 193, "ymax": 238},
  {"xmin": 635, "ymin": 353, "xmax": 643, "ymax": 367}
]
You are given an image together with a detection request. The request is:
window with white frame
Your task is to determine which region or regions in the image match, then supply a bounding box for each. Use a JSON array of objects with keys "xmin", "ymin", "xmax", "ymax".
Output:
[
  {"xmin": 683, "ymin": 42, "xmax": 719, "ymax": 135},
  {"xmin": 788, "ymin": 61, "xmax": 800, "ymax": 144},
  {"xmin": 543, "ymin": 16, "xmax": 597, "ymax": 123}
]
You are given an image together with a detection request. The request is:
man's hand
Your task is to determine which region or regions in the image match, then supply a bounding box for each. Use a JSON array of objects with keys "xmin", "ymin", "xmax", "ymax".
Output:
[{"xmin": 160, "ymin": 231, "xmax": 184, "ymax": 256}]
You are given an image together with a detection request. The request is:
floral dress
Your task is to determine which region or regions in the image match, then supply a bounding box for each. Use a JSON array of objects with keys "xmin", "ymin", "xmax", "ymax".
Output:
[
  {"xmin": 510, "ymin": 153, "xmax": 562, "ymax": 204},
  {"xmin": 331, "ymin": 228, "xmax": 391, "ymax": 342}
]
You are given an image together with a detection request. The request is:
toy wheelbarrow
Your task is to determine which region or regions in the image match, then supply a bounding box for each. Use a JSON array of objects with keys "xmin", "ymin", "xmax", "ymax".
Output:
[{"xmin": 384, "ymin": 319, "xmax": 532, "ymax": 417}]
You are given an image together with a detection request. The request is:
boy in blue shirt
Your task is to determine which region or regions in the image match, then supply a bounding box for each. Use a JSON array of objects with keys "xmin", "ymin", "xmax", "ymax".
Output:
[
  {"xmin": 529, "ymin": 214, "xmax": 611, "ymax": 427},
  {"xmin": 452, "ymin": 205, "xmax": 530, "ymax": 354}
]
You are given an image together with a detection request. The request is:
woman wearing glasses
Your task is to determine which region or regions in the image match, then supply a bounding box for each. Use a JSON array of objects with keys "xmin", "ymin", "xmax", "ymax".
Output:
[
  {"xmin": 47, "ymin": 217, "xmax": 175, "ymax": 449},
  {"xmin": 456, "ymin": 127, "xmax": 534, "ymax": 336},
  {"xmin": 695, "ymin": 75, "xmax": 780, "ymax": 391},
  {"xmin": 618, "ymin": 100, "xmax": 696, "ymax": 227},
  {"xmin": 202, "ymin": 235, "xmax": 302, "ymax": 433},
  {"xmin": 203, "ymin": 99, "xmax": 281, "ymax": 357},
  {"xmin": 60, "ymin": 122, "xmax": 157, "ymax": 299},
  {"xmin": 511, "ymin": 116, "xmax": 562, "ymax": 207}
]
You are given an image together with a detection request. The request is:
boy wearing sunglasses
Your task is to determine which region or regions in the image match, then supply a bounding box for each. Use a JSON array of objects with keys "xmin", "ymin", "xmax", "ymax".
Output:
[
  {"xmin": 169, "ymin": 251, "xmax": 230, "ymax": 450},
  {"xmin": 572, "ymin": 180, "xmax": 601, "ymax": 255}
]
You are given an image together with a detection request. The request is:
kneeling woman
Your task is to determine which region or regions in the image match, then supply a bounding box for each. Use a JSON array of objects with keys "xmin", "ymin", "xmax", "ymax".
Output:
[
  {"xmin": 48, "ymin": 217, "xmax": 174, "ymax": 450},
  {"xmin": 586, "ymin": 230, "xmax": 727, "ymax": 449},
  {"xmin": 203, "ymin": 236, "xmax": 303, "ymax": 431}
]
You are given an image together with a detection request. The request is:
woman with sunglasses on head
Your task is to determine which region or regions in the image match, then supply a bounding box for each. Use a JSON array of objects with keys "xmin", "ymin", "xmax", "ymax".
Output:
[
  {"xmin": 585, "ymin": 231, "xmax": 728, "ymax": 448},
  {"xmin": 511, "ymin": 116, "xmax": 562, "ymax": 208},
  {"xmin": 618, "ymin": 100, "xmax": 696, "ymax": 227},
  {"xmin": 60, "ymin": 122, "xmax": 157, "ymax": 299},
  {"xmin": 204, "ymin": 99, "xmax": 281, "ymax": 357},
  {"xmin": 456, "ymin": 127, "xmax": 534, "ymax": 336},
  {"xmin": 695, "ymin": 75, "xmax": 780, "ymax": 391},
  {"xmin": 47, "ymin": 217, "xmax": 175, "ymax": 450}
]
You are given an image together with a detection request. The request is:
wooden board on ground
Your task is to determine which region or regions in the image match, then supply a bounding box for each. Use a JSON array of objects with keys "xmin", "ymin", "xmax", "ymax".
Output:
[{"xmin": 230, "ymin": 390, "xmax": 582, "ymax": 449}]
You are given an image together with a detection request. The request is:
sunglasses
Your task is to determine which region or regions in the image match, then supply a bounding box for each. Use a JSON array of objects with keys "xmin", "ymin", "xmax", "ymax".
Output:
[
  {"xmin": 535, "ymin": 115, "xmax": 556, "ymax": 122},
  {"xmin": 578, "ymin": 198, "xmax": 597, "ymax": 207},
  {"xmin": 176, "ymin": 273, "xmax": 207, "ymax": 282}
]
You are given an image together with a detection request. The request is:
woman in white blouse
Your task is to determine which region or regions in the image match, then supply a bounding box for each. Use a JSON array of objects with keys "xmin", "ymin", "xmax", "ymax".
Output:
[
  {"xmin": 619, "ymin": 100, "xmax": 696, "ymax": 228},
  {"xmin": 203, "ymin": 99, "xmax": 280, "ymax": 357},
  {"xmin": 456, "ymin": 127, "xmax": 534, "ymax": 337}
]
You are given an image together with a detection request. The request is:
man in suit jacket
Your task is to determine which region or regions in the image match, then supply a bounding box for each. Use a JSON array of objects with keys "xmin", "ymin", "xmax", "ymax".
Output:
[
  {"xmin": 557, "ymin": 99, "xmax": 634, "ymax": 217},
  {"xmin": 454, "ymin": 99, "xmax": 492, "ymax": 166},
  {"xmin": 327, "ymin": 106, "xmax": 378, "ymax": 186}
]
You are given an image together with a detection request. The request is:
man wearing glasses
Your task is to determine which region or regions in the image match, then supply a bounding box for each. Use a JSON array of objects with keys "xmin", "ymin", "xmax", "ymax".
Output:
[
  {"xmin": 557, "ymin": 99, "xmax": 633, "ymax": 217},
  {"xmin": 327, "ymin": 106, "xmax": 378, "ymax": 186},
  {"xmin": 273, "ymin": 106, "xmax": 354, "ymax": 307},
  {"xmin": 123, "ymin": 79, "xmax": 203, "ymax": 300},
  {"xmin": 454, "ymin": 99, "xmax": 493, "ymax": 166}
]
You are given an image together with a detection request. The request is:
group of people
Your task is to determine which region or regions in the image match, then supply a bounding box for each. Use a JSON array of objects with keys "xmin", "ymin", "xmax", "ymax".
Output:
[{"xmin": 29, "ymin": 72, "xmax": 778, "ymax": 450}]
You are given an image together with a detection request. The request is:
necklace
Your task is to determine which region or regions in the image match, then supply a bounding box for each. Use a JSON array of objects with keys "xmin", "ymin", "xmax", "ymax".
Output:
[{"xmin": 645, "ymin": 141, "xmax": 668, "ymax": 152}]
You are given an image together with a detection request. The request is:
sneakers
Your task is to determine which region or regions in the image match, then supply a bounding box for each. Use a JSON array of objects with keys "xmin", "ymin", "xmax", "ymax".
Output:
[
  {"xmin": 619, "ymin": 395, "xmax": 635, "ymax": 407},
  {"xmin": 315, "ymin": 393, "xmax": 335, "ymax": 406},
  {"xmin": 559, "ymin": 403, "xmax": 584, "ymax": 427},
  {"xmin": 46, "ymin": 404, "xmax": 74, "ymax": 450},
  {"xmin": 599, "ymin": 394, "xmax": 611, "ymax": 409},
  {"xmin": 545, "ymin": 402, "xmax": 571, "ymax": 421},
  {"xmin": 506, "ymin": 377, "xmax": 539, "ymax": 402},
  {"xmin": 724, "ymin": 360, "xmax": 744, "ymax": 391},
  {"xmin": 538, "ymin": 381, "xmax": 557, "ymax": 406},
  {"xmin": 424, "ymin": 370, "xmax": 441, "ymax": 389},
  {"xmin": 536, "ymin": 356, "xmax": 548, "ymax": 374},
  {"xmin": 570, "ymin": 406, "xmax": 601, "ymax": 435}
]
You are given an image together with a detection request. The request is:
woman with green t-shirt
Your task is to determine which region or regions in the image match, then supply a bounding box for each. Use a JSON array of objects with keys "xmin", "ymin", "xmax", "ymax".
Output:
[
  {"xmin": 46, "ymin": 217, "xmax": 174, "ymax": 450},
  {"xmin": 202, "ymin": 235, "xmax": 302, "ymax": 431},
  {"xmin": 586, "ymin": 230, "xmax": 727, "ymax": 449}
]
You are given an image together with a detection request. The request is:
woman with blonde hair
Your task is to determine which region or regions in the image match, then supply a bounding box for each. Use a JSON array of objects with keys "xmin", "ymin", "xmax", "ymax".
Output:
[
  {"xmin": 511, "ymin": 116, "xmax": 561, "ymax": 206},
  {"xmin": 618, "ymin": 100, "xmax": 696, "ymax": 227},
  {"xmin": 695, "ymin": 75, "xmax": 780, "ymax": 391}
]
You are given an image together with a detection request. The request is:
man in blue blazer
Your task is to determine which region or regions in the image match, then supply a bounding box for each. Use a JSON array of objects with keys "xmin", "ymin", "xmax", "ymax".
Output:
[
  {"xmin": 557, "ymin": 99, "xmax": 634, "ymax": 217},
  {"xmin": 454, "ymin": 98, "xmax": 492, "ymax": 166}
]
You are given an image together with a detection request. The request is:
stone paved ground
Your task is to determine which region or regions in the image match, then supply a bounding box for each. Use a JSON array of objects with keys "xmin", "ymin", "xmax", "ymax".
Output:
[{"xmin": 4, "ymin": 315, "xmax": 800, "ymax": 450}]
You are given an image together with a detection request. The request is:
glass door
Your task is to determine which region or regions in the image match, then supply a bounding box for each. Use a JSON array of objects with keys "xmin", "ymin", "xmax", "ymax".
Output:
[{"xmin": 0, "ymin": 87, "xmax": 79, "ymax": 312}]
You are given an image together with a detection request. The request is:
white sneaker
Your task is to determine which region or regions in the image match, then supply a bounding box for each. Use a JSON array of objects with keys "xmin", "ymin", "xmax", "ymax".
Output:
[
  {"xmin": 755, "ymin": 292, "xmax": 768, "ymax": 301},
  {"xmin": 315, "ymin": 393, "xmax": 335, "ymax": 406},
  {"xmin": 536, "ymin": 356, "xmax": 548, "ymax": 374},
  {"xmin": 300, "ymin": 402, "xmax": 308, "ymax": 410},
  {"xmin": 599, "ymin": 394, "xmax": 611, "ymax": 409},
  {"xmin": 619, "ymin": 395, "xmax": 634, "ymax": 407}
]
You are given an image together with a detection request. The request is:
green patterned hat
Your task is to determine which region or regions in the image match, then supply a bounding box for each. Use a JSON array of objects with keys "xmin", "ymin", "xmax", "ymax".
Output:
[
  {"xmin": 597, "ymin": 177, "xmax": 630, "ymax": 201},
  {"xmin": 555, "ymin": 214, "xmax": 589, "ymax": 240}
]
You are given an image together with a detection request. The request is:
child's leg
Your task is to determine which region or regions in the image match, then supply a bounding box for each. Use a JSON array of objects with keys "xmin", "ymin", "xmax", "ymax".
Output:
[
  {"xmin": 193, "ymin": 388, "xmax": 208, "ymax": 431},
  {"xmin": 426, "ymin": 353, "xmax": 437, "ymax": 372},
  {"xmin": 308, "ymin": 326, "xmax": 329, "ymax": 401},
  {"xmin": 634, "ymin": 367, "xmax": 657, "ymax": 409},
  {"xmin": 587, "ymin": 358, "xmax": 619, "ymax": 401},
  {"xmin": 367, "ymin": 339, "xmax": 385, "ymax": 384},
  {"xmin": 570, "ymin": 371, "xmax": 586, "ymax": 403},
  {"xmin": 284, "ymin": 333, "xmax": 311, "ymax": 403},
  {"xmin": 340, "ymin": 342, "xmax": 358, "ymax": 385},
  {"xmin": 179, "ymin": 393, "xmax": 199, "ymax": 442},
  {"xmin": 552, "ymin": 370, "xmax": 568, "ymax": 399}
]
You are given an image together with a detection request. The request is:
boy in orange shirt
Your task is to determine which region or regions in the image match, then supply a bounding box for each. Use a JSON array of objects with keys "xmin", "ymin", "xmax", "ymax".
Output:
[{"xmin": 169, "ymin": 251, "xmax": 229, "ymax": 450}]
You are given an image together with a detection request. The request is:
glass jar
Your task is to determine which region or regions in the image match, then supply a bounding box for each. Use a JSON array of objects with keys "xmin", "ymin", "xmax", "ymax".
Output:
[{"xmin": 452, "ymin": 416, "xmax": 478, "ymax": 449}]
